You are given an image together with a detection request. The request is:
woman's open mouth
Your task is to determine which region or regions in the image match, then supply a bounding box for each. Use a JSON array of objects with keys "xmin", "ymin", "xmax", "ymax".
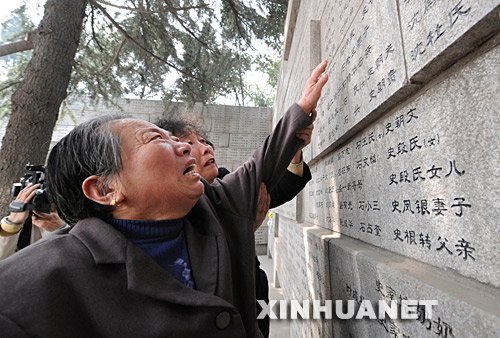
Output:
[
  {"xmin": 183, "ymin": 164, "xmax": 197, "ymax": 175},
  {"xmin": 205, "ymin": 158, "xmax": 215, "ymax": 167}
]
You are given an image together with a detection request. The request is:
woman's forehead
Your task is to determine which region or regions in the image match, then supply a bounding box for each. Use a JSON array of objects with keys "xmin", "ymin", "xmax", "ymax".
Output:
[
  {"xmin": 177, "ymin": 129, "xmax": 198, "ymax": 139},
  {"xmin": 111, "ymin": 118, "xmax": 169, "ymax": 135},
  {"xmin": 116, "ymin": 118, "xmax": 154, "ymax": 128}
]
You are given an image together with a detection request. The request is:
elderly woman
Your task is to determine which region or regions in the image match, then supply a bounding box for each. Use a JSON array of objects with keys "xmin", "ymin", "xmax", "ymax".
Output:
[
  {"xmin": 0, "ymin": 61, "xmax": 327, "ymax": 337},
  {"xmin": 156, "ymin": 114, "xmax": 313, "ymax": 338},
  {"xmin": 155, "ymin": 116, "xmax": 312, "ymax": 218}
]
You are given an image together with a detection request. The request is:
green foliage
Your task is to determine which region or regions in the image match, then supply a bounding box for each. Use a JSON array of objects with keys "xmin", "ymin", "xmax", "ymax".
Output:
[
  {"xmin": 254, "ymin": 54, "xmax": 280, "ymax": 88},
  {"xmin": 253, "ymin": 0, "xmax": 288, "ymax": 50},
  {"xmin": 245, "ymin": 54, "xmax": 280, "ymax": 107},
  {"xmin": 0, "ymin": 3, "xmax": 35, "ymax": 43},
  {"xmin": 0, "ymin": 4, "xmax": 34, "ymax": 118},
  {"xmin": 245, "ymin": 83, "xmax": 273, "ymax": 107},
  {"xmin": 1, "ymin": 0, "xmax": 288, "ymax": 109}
]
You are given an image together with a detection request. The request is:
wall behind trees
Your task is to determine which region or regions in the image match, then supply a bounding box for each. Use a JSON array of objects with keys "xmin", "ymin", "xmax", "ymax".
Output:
[
  {"xmin": 270, "ymin": 0, "xmax": 500, "ymax": 336},
  {"xmin": 0, "ymin": 97, "xmax": 272, "ymax": 172}
]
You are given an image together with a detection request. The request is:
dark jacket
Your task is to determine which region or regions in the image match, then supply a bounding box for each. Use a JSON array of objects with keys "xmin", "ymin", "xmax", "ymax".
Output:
[
  {"xmin": 0, "ymin": 103, "xmax": 312, "ymax": 338},
  {"xmin": 218, "ymin": 151, "xmax": 312, "ymax": 338},
  {"xmin": 218, "ymin": 165, "xmax": 312, "ymax": 209}
]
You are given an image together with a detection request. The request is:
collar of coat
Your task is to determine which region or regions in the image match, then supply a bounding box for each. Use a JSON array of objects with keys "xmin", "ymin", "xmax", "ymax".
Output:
[{"xmin": 69, "ymin": 213, "xmax": 234, "ymax": 309}]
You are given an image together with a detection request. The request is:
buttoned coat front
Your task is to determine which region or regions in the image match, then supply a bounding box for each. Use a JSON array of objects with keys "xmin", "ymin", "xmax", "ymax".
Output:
[{"xmin": 0, "ymin": 104, "xmax": 312, "ymax": 338}]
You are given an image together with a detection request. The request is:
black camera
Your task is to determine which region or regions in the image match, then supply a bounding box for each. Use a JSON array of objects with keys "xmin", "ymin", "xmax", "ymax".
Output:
[{"xmin": 10, "ymin": 163, "xmax": 51, "ymax": 214}]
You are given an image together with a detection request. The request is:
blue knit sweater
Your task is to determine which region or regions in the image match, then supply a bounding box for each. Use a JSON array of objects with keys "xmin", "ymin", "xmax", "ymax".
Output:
[{"xmin": 109, "ymin": 218, "xmax": 194, "ymax": 289}]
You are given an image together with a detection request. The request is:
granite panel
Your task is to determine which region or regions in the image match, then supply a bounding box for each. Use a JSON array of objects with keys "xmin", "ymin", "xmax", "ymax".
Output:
[
  {"xmin": 310, "ymin": 20, "xmax": 322, "ymax": 73},
  {"xmin": 283, "ymin": 0, "xmax": 302, "ymax": 61},
  {"xmin": 211, "ymin": 116, "xmax": 270, "ymax": 134},
  {"xmin": 283, "ymin": 16, "xmax": 324, "ymax": 163},
  {"xmin": 399, "ymin": 0, "xmax": 500, "ymax": 82},
  {"xmin": 255, "ymin": 225, "xmax": 269, "ymax": 245},
  {"xmin": 214, "ymin": 148, "xmax": 254, "ymax": 169},
  {"xmin": 314, "ymin": 0, "xmax": 411, "ymax": 159},
  {"xmin": 320, "ymin": 0, "xmax": 364, "ymax": 63},
  {"xmin": 267, "ymin": 215, "xmax": 276, "ymax": 258},
  {"xmin": 205, "ymin": 105, "xmax": 225, "ymax": 117},
  {"xmin": 328, "ymin": 235, "xmax": 500, "ymax": 337},
  {"xmin": 206, "ymin": 132, "xmax": 230, "ymax": 148},
  {"xmin": 302, "ymin": 42, "xmax": 500, "ymax": 286},
  {"xmin": 279, "ymin": 0, "xmax": 327, "ymax": 126},
  {"xmin": 284, "ymin": 32, "xmax": 310, "ymax": 113},
  {"xmin": 273, "ymin": 217, "xmax": 338, "ymax": 337},
  {"xmin": 229, "ymin": 133, "xmax": 268, "ymax": 149},
  {"xmin": 273, "ymin": 198, "xmax": 297, "ymax": 221}
]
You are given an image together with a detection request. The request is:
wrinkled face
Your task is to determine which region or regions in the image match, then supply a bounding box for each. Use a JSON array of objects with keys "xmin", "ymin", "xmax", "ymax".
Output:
[
  {"xmin": 177, "ymin": 131, "xmax": 218, "ymax": 183},
  {"xmin": 111, "ymin": 119, "xmax": 204, "ymax": 219}
]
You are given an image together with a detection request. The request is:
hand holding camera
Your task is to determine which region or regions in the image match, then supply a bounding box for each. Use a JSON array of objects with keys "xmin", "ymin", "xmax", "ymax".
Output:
[
  {"xmin": 7, "ymin": 184, "xmax": 41, "ymax": 226},
  {"xmin": 10, "ymin": 164, "xmax": 51, "ymax": 214},
  {"xmin": 1, "ymin": 164, "xmax": 53, "ymax": 235}
]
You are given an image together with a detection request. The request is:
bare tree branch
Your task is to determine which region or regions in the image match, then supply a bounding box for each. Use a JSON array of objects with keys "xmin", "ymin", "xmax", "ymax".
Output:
[
  {"xmin": 90, "ymin": 6, "xmax": 105, "ymax": 51},
  {"xmin": 99, "ymin": 36, "xmax": 128, "ymax": 75},
  {"xmin": 94, "ymin": 0, "xmax": 209, "ymax": 14},
  {"xmin": 90, "ymin": 0, "xmax": 222, "ymax": 88},
  {"xmin": 0, "ymin": 81, "xmax": 22, "ymax": 93},
  {"xmin": 0, "ymin": 32, "xmax": 34, "ymax": 57}
]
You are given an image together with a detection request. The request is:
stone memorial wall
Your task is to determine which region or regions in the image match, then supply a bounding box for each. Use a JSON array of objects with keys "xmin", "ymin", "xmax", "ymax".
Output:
[
  {"xmin": 203, "ymin": 104, "xmax": 272, "ymax": 171},
  {"xmin": 271, "ymin": 0, "xmax": 500, "ymax": 337},
  {"xmin": 0, "ymin": 97, "xmax": 273, "ymax": 173}
]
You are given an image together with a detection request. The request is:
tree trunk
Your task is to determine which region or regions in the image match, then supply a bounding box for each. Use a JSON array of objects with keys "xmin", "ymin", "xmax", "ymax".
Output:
[{"xmin": 0, "ymin": 0, "xmax": 88, "ymax": 214}]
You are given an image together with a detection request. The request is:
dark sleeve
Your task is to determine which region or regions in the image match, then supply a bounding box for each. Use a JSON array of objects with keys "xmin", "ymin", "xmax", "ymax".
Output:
[
  {"xmin": 269, "ymin": 163, "xmax": 312, "ymax": 209},
  {"xmin": 0, "ymin": 313, "xmax": 30, "ymax": 338},
  {"xmin": 217, "ymin": 167, "xmax": 230, "ymax": 179},
  {"xmin": 204, "ymin": 103, "xmax": 313, "ymax": 219}
]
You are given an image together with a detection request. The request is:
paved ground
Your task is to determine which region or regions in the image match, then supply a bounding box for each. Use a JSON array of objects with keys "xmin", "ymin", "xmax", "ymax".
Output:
[{"xmin": 258, "ymin": 255, "xmax": 291, "ymax": 338}]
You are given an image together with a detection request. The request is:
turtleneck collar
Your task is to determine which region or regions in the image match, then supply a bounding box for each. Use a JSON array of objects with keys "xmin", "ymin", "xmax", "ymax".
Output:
[{"xmin": 108, "ymin": 218, "xmax": 183, "ymax": 240}]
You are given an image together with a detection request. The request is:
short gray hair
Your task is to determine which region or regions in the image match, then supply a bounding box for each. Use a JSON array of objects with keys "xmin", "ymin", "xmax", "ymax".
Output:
[
  {"xmin": 155, "ymin": 116, "xmax": 213, "ymax": 148},
  {"xmin": 46, "ymin": 114, "xmax": 128, "ymax": 225}
]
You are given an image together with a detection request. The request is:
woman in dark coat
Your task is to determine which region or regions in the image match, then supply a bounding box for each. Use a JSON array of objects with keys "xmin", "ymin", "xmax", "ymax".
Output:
[
  {"xmin": 0, "ymin": 61, "xmax": 327, "ymax": 337},
  {"xmin": 156, "ymin": 114, "xmax": 313, "ymax": 338}
]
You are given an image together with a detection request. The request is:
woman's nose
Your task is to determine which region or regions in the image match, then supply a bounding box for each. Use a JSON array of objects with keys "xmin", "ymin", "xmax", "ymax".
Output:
[
  {"xmin": 201, "ymin": 144, "xmax": 211, "ymax": 155},
  {"xmin": 176, "ymin": 142, "xmax": 192, "ymax": 155}
]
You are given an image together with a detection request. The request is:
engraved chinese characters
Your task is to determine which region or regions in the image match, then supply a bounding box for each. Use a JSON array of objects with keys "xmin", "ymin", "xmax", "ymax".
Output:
[
  {"xmin": 303, "ymin": 44, "xmax": 500, "ymax": 286},
  {"xmin": 399, "ymin": 0, "xmax": 500, "ymax": 81},
  {"xmin": 271, "ymin": 0, "xmax": 500, "ymax": 336},
  {"xmin": 314, "ymin": 0, "xmax": 408, "ymax": 158}
]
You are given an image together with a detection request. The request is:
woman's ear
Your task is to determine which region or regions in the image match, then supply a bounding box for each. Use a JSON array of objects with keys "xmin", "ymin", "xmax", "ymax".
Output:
[{"xmin": 82, "ymin": 175, "xmax": 121, "ymax": 206}]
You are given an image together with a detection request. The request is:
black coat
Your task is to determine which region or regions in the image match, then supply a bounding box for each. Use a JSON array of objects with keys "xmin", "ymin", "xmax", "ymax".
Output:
[
  {"xmin": 0, "ymin": 104, "xmax": 312, "ymax": 338},
  {"xmin": 218, "ymin": 151, "xmax": 312, "ymax": 338}
]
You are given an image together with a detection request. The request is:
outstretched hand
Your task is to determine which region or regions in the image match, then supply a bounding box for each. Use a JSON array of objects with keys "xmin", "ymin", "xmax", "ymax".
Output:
[{"xmin": 297, "ymin": 60, "xmax": 329, "ymax": 115}]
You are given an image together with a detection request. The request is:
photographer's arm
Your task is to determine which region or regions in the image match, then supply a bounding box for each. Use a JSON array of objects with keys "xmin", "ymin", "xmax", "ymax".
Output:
[
  {"xmin": 0, "ymin": 184, "xmax": 41, "ymax": 260},
  {"xmin": 32, "ymin": 209, "xmax": 65, "ymax": 232},
  {"xmin": 0, "ymin": 232, "xmax": 21, "ymax": 260},
  {"xmin": 0, "ymin": 184, "xmax": 39, "ymax": 237}
]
